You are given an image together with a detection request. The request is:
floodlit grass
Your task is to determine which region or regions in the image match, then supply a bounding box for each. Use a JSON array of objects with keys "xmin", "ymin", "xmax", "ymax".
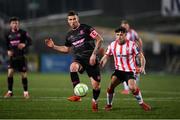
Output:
[{"xmin": 0, "ymin": 72, "xmax": 180, "ymax": 119}]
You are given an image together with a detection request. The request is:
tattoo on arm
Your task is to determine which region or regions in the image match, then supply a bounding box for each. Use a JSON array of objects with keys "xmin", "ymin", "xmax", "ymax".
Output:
[{"xmin": 93, "ymin": 35, "xmax": 103, "ymax": 55}]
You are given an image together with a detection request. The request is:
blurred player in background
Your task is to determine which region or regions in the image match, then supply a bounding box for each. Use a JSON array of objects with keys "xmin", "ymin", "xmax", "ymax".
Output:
[
  {"xmin": 100, "ymin": 27, "xmax": 151, "ymax": 111},
  {"xmin": 45, "ymin": 10, "xmax": 103, "ymax": 112},
  {"xmin": 4, "ymin": 17, "xmax": 32, "ymax": 99},
  {"xmin": 120, "ymin": 20, "xmax": 146, "ymax": 94}
]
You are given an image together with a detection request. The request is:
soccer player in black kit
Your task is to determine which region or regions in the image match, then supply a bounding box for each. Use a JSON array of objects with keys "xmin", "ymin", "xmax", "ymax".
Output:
[
  {"xmin": 45, "ymin": 11, "xmax": 103, "ymax": 112},
  {"xmin": 4, "ymin": 17, "xmax": 32, "ymax": 99}
]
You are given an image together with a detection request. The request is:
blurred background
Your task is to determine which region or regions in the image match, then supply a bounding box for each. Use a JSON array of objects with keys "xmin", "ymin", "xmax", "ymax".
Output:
[{"xmin": 0, "ymin": 0, "xmax": 179, "ymax": 74}]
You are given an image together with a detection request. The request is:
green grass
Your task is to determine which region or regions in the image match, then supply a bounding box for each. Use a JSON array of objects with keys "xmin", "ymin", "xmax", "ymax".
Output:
[{"xmin": 0, "ymin": 72, "xmax": 180, "ymax": 119}]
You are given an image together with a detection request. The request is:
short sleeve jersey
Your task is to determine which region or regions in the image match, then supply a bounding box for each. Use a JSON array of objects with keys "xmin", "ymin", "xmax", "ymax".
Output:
[
  {"xmin": 65, "ymin": 24, "xmax": 98, "ymax": 59},
  {"xmin": 5, "ymin": 29, "xmax": 32, "ymax": 57},
  {"xmin": 105, "ymin": 40, "xmax": 139, "ymax": 72}
]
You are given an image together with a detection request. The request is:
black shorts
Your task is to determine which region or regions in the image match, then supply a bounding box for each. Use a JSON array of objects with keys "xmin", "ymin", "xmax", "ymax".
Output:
[
  {"xmin": 73, "ymin": 57, "xmax": 101, "ymax": 82},
  {"xmin": 8, "ymin": 56, "xmax": 27, "ymax": 72},
  {"xmin": 111, "ymin": 70, "xmax": 135, "ymax": 84}
]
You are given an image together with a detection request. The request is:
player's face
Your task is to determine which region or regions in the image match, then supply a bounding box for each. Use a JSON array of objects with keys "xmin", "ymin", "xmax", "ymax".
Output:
[
  {"xmin": 115, "ymin": 33, "xmax": 120, "ymax": 39},
  {"xmin": 116, "ymin": 32, "xmax": 126, "ymax": 43},
  {"xmin": 10, "ymin": 20, "xmax": 19, "ymax": 31},
  {"xmin": 67, "ymin": 15, "xmax": 80, "ymax": 29},
  {"xmin": 121, "ymin": 23, "xmax": 129, "ymax": 31}
]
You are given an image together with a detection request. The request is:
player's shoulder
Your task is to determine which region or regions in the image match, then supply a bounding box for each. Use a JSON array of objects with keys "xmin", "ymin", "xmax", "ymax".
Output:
[
  {"xmin": 80, "ymin": 24, "xmax": 93, "ymax": 30},
  {"xmin": 109, "ymin": 40, "xmax": 116, "ymax": 47},
  {"xmin": 17, "ymin": 29, "xmax": 28, "ymax": 36},
  {"xmin": 19, "ymin": 29, "xmax": 27, "ymax": 33},
  {"xmin": 81, "ymin": 24, "xmax": 91, "ymax": 27},
  {"xmin": 127, "ymin": 40, "xmax": 136, "ymax": 46},
  {"xmin": 129, "ymin": 28, "xmax": 138, "ymax": 34}
]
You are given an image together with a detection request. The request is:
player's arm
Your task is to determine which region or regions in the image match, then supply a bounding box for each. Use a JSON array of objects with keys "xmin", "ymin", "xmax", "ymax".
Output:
[
  {"xmin": 135, "ymin": 53, "xmax": 146, "ymax": 74},
  {"xmin": 89, "ymin": 30, "xmax": 103, "ymax": 65},
  {"xmin": 18, "ymin": 31, "xmax": 32, "ymax": 50},
  {"xmin": 92, "ymin": 34, "xmax": 103, "ymax": 55},
  {"xmin": 100, "ymin": 54, "xmax": 110, "ymax": 68},
  {"xmin": 140, "ymin": 52, "xmax": 146, "ymax": 74},
  {"xmin": 100, "ymin": 45, "xmax": 112, "ymax": 68},
  {"xmin": 5, "ymin": 34, "xmax": 13, "ymax": 57},
  {"xmin": 136, "ymin": 38, "xmax": 143, "ymax": 52},
  {"xmin": 45, "ymin": 38, "xmax": 70, "ymax": 53}
]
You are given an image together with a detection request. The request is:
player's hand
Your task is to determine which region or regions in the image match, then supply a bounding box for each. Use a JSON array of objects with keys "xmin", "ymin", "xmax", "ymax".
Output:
[
  {"xmin": 99, "ymin": 60, "xmax": 105, "ymax": 68},
  {"xmin": 7, "ymin": 50, "xmax": 13, "ymax": 57},
  {"xmin": 136, "ymin": 67, "xmax": 146, "ymax": 74},
  {"xmin": 141, "ymin": 66, "xmax": 146, "ymax": 74},
  {"xmin": 136, "ymin": 67, "xmax": 142, "ymax": 74},
  {"xmin": 45, "ymin": 38, "xmax": 54, "ymax": 48},
  {"xmin": 89, "ymin": 53, "xmax": 96, "ymax": 66},
  {"xmin": 18, "ymin": 43, "xmax": 26, "ymax": 49}
]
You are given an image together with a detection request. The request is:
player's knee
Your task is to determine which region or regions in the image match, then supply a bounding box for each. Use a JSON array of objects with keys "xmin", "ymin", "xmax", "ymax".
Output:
[
  {"xmin": 92, "ymin": 82, "xmax": 100, "ymax": 90},
  {"xmin": 129, "ymin": 84, "xmax": 136, "ymax": 92},
  {"xmin": 8, "ymin": 72, "xmax": 13, "ymax": 77},
  {"xmin": 92, "ymin": 85, "xmax": 100, "ymax": 90},
  {"xmin": 107, "ymin": 87, "xmax": 114, "ymax": 93},
  {"xmin": 21, "ymin": 74, "xmax": 27, "ymax": 79},
  {"xmin": 70, "ymin": 63, "xmax": 79, "ymax": 72}
]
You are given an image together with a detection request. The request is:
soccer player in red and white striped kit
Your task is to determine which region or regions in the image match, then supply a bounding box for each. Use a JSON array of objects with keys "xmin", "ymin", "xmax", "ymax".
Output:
[
  {"xmin": 100, "ymin": 27, "xmax": 151, "ymax": 111},
  {"xmin": 120, "ymin": 20, "xmax": 146, "ymax": 95}
]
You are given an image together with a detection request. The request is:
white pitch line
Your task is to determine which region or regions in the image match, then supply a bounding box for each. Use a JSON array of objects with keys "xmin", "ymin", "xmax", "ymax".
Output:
[{"xmin": 0, "ymin": 96, "xmax": 180, "ymax": 102}]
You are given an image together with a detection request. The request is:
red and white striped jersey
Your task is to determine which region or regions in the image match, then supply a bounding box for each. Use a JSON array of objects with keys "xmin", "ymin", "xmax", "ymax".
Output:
[
  {"xmin": 126, "ymin": 29, "xmax": 139, "ymax": 42},
  {"xmin": 105, "ymin": 39, "xmax": 139, "ymax": 72}
]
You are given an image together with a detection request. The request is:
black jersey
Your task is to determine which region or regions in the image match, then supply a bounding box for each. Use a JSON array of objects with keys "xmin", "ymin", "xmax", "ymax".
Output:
[
  {"xmin": 5, "ymin": 29, "xmax": 32, "ymax": 57},
  {"xmin": 65, "ymin": 24, "xmax": 98, "ymax": 59}
]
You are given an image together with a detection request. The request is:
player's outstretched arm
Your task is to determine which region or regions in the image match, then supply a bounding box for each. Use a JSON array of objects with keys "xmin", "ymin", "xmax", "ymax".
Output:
[
  {"xmin": 45, "ymin": 38, "xmax": 70, "ymax": 53},
  {"xmin": 100, "ymin": 54, "xmax": 109, "ymax": 68}
]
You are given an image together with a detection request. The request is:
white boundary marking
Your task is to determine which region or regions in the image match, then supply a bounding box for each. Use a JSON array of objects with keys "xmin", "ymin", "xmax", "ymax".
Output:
[{"xmin": 0, "ymin": 96, "xmax": 180, "ymax": 102}]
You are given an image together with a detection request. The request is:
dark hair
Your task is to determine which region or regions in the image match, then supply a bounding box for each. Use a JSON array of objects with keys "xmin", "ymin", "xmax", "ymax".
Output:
[
  {"xmin": 115, "ymin": 27, "xmax": 127, "ymax": 33},
  {"xmin": 9, "ymin": 17, "xmax": 20, "ymax": 23},
  {"xmin": 121, "ymin": 20, "xmax": 129, "ymax": 24},
  {"xmin": 67, "ymin": 10, "xmax": 78, "ymax": 16}
]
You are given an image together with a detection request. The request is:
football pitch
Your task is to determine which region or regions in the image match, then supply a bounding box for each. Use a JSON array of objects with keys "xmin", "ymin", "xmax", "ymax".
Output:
[{"xmin": 0, "ymin": 73, "xmax": 180, "ymax": 119}]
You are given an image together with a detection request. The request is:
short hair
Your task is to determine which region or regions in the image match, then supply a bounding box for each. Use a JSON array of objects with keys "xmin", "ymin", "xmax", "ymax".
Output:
[
  {"xmin": 9, "ymin": 17, "xmax": 20, "ymax": 23},
  {"xmin": 67, "ymin": 10, "xmax": 78, "ymax": 16},
  {"xmin": 121, "ymin": 20, "xmax": 129, "ymax": 25},
  {"xmin": 114, "ymin": 27, "xmax": 127, "ymax": 33}
]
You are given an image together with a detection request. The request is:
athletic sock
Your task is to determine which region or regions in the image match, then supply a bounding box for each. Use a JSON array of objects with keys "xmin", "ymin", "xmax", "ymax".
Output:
[
  {"xmin": 7, "ymin": 77, "xmax": 13, "ymax": 92},
  {"xmin": 133, "ymin": 88, "xmax": 143, "ymax": 104},
  {"xmin": 107, "ymin": 88, "xmax": 115, "ymax": 105},
  {"xmin": 93, "ymin": 89, "xmax": 100, "ymax": 101},
  {"xmin": 123, "ymin": 81, "xmax": 129, "ymax": 90},
  {"xmin": 70, "ymin": 72, "xmax": 80, "ymax": 88},
  {"xmin": 22, "ymin": 78, "xmax": 28, "ymax": 91}
]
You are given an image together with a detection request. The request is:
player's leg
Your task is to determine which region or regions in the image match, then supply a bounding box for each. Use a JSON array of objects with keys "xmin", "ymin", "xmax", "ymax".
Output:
[
  {"xmin": 121, "ymin": 81, "xmax": 129, "ymax": 94},
  {"xmin": 128, "ymin": 79, "xmax": 151, "ymax": 111},
  {"xmin": 20, "ymin": 72, "xmax": 29, "ymax": 99},
  {"xmin": 70, "ymin": 61, "xmax": 82, "ymax": 88},
  {"xmin": 90, "ymin": 77, "xmax": 100, "ymax": 112},
  {"xmin": 135, "ymin": 73, "xmax": 140, "ymax": 85},
  {"xmin": 105, "ymin": 75, "xmax": 120, "ymax": 111},
  {"xmin": 19, "ymin": 56, "xmax": 29, "ymax": 99},
  {"xmin": 86, "ymin": 64, "xmax": 101, "ymax": 112},
  {"xmin": 4, "ymin": 68, "xmax": 14, "ymax": 98},
  {"xmin": 67, "ymin": 61, "xmax": 82, "ymax": 102}
]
